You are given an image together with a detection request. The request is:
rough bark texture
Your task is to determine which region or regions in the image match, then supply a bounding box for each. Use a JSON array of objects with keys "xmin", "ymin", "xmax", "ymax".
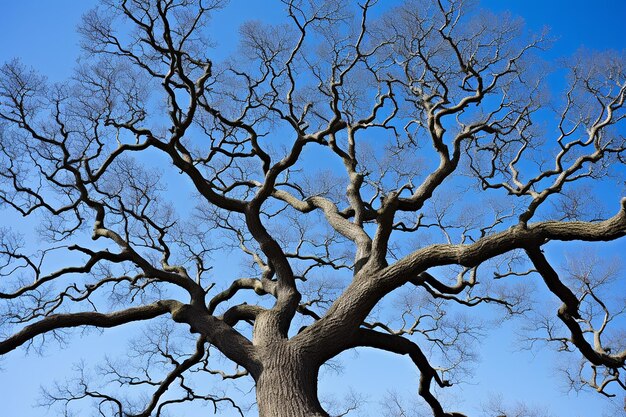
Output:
[{"xmin": 255, "ymin": 342, "xmax": 328, "ymax": 417}]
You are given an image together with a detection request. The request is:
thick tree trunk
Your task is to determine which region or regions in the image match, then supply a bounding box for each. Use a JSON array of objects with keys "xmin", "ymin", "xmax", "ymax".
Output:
[{"xmin": 255, "ymin": 342, "xmax": 328, "ymax": 417}]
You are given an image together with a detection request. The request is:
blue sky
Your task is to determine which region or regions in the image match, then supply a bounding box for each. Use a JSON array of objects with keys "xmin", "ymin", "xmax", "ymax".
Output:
[{"xmin": 0, "ymin": 1, "xmax": 625, "ymax": 416}]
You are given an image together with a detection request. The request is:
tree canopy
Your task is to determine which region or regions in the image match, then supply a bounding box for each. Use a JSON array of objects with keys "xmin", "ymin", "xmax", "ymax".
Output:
[{"xmin": 0, "ymin": 0, "xmax": 625, "ymax": 416}]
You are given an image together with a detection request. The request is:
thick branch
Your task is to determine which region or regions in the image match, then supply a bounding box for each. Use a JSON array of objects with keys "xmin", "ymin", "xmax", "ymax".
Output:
[
  {"xmin": 355, "ymin": 328, "xmax": 464, "ymax": 417},
  {"xmin": 0, "ymin": 300, "xmax": 180, "ymax": 354},
  {"xmin": 526, "ymin": 247, "xmax": 626, "ymax": 368}
]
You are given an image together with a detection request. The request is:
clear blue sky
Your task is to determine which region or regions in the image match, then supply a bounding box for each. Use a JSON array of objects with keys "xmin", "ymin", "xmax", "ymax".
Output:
[{"xmin": 0, "ymin": 1, "xmax": 624, "ymax": 416}]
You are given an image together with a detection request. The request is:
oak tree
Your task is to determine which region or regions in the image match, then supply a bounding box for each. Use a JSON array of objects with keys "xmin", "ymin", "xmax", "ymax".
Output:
[{"xmin": 1, "ymin": 0, "xmax": 625, "ymax": 416}]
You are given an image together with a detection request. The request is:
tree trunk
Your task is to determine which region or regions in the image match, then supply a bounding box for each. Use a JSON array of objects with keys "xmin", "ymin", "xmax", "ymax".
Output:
[{"xmin": 255, "ymin": 342, "xmax": 328, "ymax": 417}]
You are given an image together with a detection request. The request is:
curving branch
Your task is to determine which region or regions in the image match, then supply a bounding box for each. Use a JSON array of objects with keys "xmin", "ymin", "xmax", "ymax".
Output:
[
  {"xmin": 0, "ymin": 300, "xmax": 180, "ymax": 354},
  {"xmin": 355, "ymin": 328, "xmax": 465, "ymax": 417}
]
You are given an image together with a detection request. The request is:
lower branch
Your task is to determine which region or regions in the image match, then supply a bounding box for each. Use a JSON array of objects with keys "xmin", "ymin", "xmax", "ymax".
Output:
[
  {"xmin": 526, "ymin": 247, "xmax": 626, "ymax": 368},
  {"xmin": 169, "ymin": 303, "xmax": 261, "ymax": 377},
  {"xmin": 132, "ymin": 336, "xmax": 208, "ymax": 417},
  {"xmin": 354, "ymin": 328, "xmax": 466, "ymax": 417},
  {"xmin": 0, "ymin": 300, "xmax": 180, "ymax": 354}
]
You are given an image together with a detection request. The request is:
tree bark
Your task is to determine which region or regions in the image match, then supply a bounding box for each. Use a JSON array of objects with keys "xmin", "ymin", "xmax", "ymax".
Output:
[{"xmin": 255, "ymin": 342, "xmax": 328, "ymax": 417}]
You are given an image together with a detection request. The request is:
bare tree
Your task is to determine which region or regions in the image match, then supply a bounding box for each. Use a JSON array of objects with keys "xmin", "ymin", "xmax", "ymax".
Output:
[{"xmin": 1, "ymin": 0, "xmax": 625, "ymax": 416}]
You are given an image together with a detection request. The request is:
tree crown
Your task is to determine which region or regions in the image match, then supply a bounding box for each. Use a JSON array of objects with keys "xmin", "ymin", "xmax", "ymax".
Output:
[{"xmin": 1, "ymin": 1, "xmax": 625, "ymax": 416}]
